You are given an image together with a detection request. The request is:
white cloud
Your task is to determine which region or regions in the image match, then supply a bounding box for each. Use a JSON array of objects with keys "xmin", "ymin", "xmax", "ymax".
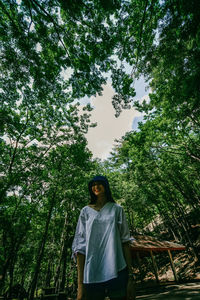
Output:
[
  {"xmin": 85, "ymin": 84, "xmax": 142, "ymax": 160},
  {"xmin": 139, "ymin": 94, "xmax": 150, "ymax": 104}
]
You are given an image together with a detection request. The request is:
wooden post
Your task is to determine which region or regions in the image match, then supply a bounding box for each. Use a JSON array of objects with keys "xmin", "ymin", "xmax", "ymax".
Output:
[
  {"xmin": 136, "ymin": 252, "xmax": 144, "ymax": 283},
  {"xmin": 167, "ymin": 250, "xmax": 179, "ymax": 282},
  {"xmin": 150, "ymin": 250, "xmax": 159, "ymax": 283}
]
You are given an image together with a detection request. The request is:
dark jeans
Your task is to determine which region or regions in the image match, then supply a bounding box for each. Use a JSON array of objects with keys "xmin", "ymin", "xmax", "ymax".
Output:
[{"xmin": 84, "ymin": 268, "xmax": 128, "ymax": 300}]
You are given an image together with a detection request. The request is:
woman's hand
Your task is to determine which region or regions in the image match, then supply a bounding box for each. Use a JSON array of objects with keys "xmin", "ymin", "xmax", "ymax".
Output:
[
  {"xmin": 126, "ymin": 278, "xmax": 136, "ymax": 300},
  {"xmin": 77, "ymin": 283, "xmax": 86, "ymax": 300}
]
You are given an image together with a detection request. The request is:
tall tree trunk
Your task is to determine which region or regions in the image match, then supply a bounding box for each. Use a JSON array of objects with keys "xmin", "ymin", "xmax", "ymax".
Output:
[
  {"xmin": 29, "ymin": 198, "xmax": 55, "ymax": 300},
  {"xmin": 54, "ymin": 212, "xmax": 69, "ymax": 292},
  {"xmin": 0, "ymin": 257, "xmax": 12, "ymax": 293},
  {"xmin": 169, "ymin": 210, "xmax": 199, "ymax": 260},
  {"xmin": 45, "ymin": 259, "xmax": 52, "ymax": 287},
  {"xmin": 0, "ymin": 230, "xmax": 25, "ymax": 294},
  {"xmin": 8, "ymin": 254, "xmax": 16, "ymax": 298},
  {"xmin": 59, "ymin": 242, "xmax": 67, "ymax": 292}
]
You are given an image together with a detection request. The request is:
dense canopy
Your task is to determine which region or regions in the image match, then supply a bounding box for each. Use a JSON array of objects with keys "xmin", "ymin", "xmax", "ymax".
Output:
[{"xmin": 0, "ymin": 0, "xmax": 200, "ymax": 298}]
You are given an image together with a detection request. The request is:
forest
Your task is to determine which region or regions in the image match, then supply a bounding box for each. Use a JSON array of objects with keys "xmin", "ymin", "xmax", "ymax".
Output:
[{"xmin": 0, "ymin": 0, "xmax": 200, "ymax": 299}]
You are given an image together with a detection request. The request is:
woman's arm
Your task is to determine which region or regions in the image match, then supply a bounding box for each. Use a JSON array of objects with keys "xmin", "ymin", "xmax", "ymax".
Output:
[
  {"xmin": 122, "ymin": 242, "xmax": 133, "ymax": 274},
  {"xmin": 77, "ymin": 253, "xmax": 85, "ymax": 300},
  {"xmin": 77, "ymin": 252, "xmax": 85, "ymax": 284},
  {"xmin": 122, "ymin": 242, "xmax": 136, "ymax": 300}
]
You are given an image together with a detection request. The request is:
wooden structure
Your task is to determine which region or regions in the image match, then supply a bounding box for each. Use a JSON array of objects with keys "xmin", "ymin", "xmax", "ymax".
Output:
[{"xmin": 130, "ymin": 235, "xmax": 186, "ymax": 283}]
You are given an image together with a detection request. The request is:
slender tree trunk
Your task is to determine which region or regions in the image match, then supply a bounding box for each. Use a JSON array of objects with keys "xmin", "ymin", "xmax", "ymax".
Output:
[
  {"xmin": 54, "ymin": 212, "xmax": 69, "ymax": 292},
  {"xmin": 45, "ymin": 258, "xmax": 52, "ymax": 287},
  {"xmin": 0, "ymin": 257, "xmax": 11, "ymax": 293},
  {"xmin": 29, "ymin": 197, "xmax": 55, "ymax": 300},
  {"xmin": 171, "ymin": 177, "xmax": 198, "ymax": 209},
  {"xmin": 60, "ymin": 243, "xmax": 67, "ymax": 292},
  {"xmin": 169, "ymin": 210, "xmax": 199, "ymax": 260},
  {"xmin": 173, "ymin": 202, "xmax": 200, "ymax": 258},
  {"xmin": 0, "ymin": 230, "xmax": 25, "ymax": 294},
  {"xmin": 8, "ymin": 255, "xmax": 16, "ymax": 297},
  {"xmin": 169, "ymin": 227, "xmax": 180, "ymax": 242}
]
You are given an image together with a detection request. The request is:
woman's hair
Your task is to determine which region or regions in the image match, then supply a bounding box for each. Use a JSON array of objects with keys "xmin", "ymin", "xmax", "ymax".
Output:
[{"xmin": 88, "ymin": 175, "xmax": 115, "ymax": 204}]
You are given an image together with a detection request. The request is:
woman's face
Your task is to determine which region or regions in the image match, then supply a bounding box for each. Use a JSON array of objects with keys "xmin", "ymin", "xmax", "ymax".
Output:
[{"xmin": 91, "ymin": 181, "xmax": 105, "ymax": 197}]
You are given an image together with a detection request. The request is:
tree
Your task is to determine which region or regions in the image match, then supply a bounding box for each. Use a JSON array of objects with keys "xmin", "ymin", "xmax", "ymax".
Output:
[{"xmin": 1, "ymin": 0, "xmax": 200, "ymax": 295}]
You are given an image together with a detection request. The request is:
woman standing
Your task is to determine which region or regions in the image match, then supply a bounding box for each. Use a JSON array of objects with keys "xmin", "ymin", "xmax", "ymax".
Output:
[{"xmin": 72, "ymin": 175, "xmax": 136, "ymax": 300}]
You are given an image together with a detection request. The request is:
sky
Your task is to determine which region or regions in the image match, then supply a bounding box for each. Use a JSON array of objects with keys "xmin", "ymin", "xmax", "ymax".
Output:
[{"xmin": 84, "ymin": 77, "xmax": 149, "ymax": 160}]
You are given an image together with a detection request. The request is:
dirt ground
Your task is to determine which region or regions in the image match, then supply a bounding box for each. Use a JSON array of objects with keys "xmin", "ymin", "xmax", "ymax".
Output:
[{"xmin": 136, "ymin": 282, "xmax": 200, "ymax": 299}]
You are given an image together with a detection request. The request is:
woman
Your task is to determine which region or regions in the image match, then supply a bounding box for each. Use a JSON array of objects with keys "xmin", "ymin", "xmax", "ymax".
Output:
[{"xmin": 72, "ymin": 175, "xmax": 136, "ymax": 300}]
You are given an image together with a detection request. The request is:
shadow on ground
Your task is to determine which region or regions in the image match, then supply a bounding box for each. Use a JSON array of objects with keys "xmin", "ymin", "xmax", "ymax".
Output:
[{"xmin": 136, "ymin": 282, "xmax": 200, "ymax": 299}]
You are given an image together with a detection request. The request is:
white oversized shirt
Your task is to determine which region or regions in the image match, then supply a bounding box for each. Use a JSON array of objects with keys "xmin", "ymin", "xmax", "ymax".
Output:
[{"xmin": 72, "ymin": 202, "xmax": 131, "ymax": 284}]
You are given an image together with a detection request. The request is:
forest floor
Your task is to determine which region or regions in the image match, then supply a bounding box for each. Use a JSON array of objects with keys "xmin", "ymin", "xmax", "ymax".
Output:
[
  {"xmin": 136, "ymin": 282, "xmax": 200, "ymax": 299},
  {"xmin": 134, "ymin": 250, "xmax": 200, "ymax": 284},
  {"xmin": 134, "ymin": 250, "xmax": 200, "ymax": 300}
]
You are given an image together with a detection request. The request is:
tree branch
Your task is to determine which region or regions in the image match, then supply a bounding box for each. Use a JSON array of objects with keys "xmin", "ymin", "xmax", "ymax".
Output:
[
  {"xmin": 131, "ymin": 0, "xmax": 149, "ymax": 76},
  {"xmin": 29, "ymin": 0, "xmax": 71, "ymax": 57},
  {"xmin": 8, "ymin": 113, "xmax": 30, "ymax": 174}
]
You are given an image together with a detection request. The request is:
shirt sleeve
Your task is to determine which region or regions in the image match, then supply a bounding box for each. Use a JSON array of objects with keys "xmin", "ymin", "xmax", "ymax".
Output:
[
  {"xmin": 72, "ymin": 208, "xmax": 86, "ymax": 260},
  {"xmin": 118, "ymin": 206, "xmax": 132, "ymax": 243}
]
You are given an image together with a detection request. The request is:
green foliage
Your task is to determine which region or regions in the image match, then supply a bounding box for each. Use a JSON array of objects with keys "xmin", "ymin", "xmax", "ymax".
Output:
[
  {"xmin": 107, "ymin": 0, "xmax": 200, "ymax": 262},
  {"xmin": 1, "ymin": 0, "xmax": 200, "ymax": 296}
]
